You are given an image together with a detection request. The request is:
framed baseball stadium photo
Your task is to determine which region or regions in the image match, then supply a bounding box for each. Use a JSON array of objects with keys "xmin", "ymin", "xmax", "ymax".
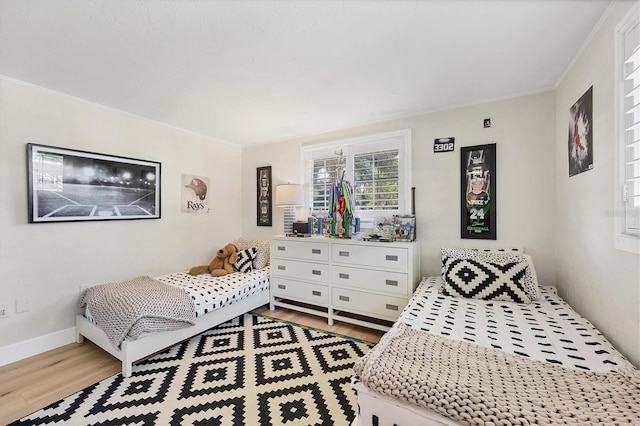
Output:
[
  {"xmin": 461, "ymin": 143, "xmax": 496, "ymax": 240},
  {"xmin": 27, "ymin": 144, "xmax": 161, "ymax": 223}
]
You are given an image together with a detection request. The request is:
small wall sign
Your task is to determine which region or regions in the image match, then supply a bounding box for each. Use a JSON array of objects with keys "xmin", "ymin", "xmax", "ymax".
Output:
[
  {"xmin": 182, "ymin": 174, "xmax": 211, "ymax": 214},
  {"xmin": 434, "ymin": 137, "xmax": 455, "ymax": 153}
]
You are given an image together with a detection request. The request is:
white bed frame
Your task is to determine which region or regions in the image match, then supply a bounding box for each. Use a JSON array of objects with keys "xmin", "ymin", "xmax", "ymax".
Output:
[
  {"xmin": 353, "ymin": 381, "xmax": 460, "ymax": 426},
  {"xmin": 76, "ymin": 290, "xmax": 269, "ymax": 377}
]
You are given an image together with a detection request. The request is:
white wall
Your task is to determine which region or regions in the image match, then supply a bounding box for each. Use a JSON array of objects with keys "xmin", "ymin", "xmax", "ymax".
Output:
[
  {"xmin": 0, "ymin": 78, "xmax": 243, "ymax": 361},
  {"xmin": 242, "ymin": 91, "xmax": 558, "ymax": 286},
  {"xmin": 4, "ymin": 2, "xmax": 638, "ymax": 370},
  {"xmin": 554, "ymin": 1, "xmax": 640, "ymax": 367},
  {"xmin": 240, "ymin": 141, "xmax": 306, "ymax": 240}
]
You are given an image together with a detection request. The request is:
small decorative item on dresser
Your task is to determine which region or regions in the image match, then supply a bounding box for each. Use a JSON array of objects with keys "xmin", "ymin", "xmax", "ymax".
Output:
[
  {"xmin": 393, "ymin": 215, "xmax": 416, "ymax": 241},
  {"xmin": 329, "ymin": 174, "xmax": 354, "ymax": 238}
]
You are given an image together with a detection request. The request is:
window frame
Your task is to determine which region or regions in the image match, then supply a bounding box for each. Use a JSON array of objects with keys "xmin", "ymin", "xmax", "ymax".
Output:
[
  {"xmin": 301, "ymin": 129, "xmax": 412, "ymax": 221},
  {"xmin": 614, "ymin": 5, "xmax": 640, "ymax": 254}
]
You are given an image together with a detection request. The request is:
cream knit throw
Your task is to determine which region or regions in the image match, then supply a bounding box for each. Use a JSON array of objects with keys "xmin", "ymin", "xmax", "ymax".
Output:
[
  {"xmin": 80, "ymin": 276, "xmax": 196, "ymax": 348},
  {"xmin": 354, "ymin": 323, "xmax": 640, "ymax": 425}
]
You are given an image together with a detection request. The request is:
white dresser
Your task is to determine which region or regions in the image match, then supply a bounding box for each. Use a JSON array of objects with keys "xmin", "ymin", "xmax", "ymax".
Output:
[{"xmin": 270, "ymin": 236, "xmax": 420, "ymax": 331}]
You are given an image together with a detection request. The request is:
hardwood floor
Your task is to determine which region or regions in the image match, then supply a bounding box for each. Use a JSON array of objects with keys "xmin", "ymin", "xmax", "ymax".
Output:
[{"xmin": 0, "ymin": 306, "xmax": 386, "ymax": 425}]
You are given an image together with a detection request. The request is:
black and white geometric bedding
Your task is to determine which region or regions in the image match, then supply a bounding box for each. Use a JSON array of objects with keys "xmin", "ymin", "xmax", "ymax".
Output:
[
  {"xmin": 156, "ymin": 267, "xmax": 270, "ymax": 317},
  {"xmin": 400, "ymin": 277, "xmax": 628, "ymax": 374}
]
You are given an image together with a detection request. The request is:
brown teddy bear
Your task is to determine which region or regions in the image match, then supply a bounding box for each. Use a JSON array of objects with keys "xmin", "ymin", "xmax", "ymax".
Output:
[{"xmin": 188, "ymin": 243, "xmax": 238, "ymax": 276}]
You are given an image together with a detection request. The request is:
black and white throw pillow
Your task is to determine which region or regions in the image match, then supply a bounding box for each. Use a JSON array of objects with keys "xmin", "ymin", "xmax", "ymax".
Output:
[
  {"xmin": 441, "ymin": 256, "xmax": 533, "ymax": 303},
  {"xmin": 441, "ymin": 247, "xmax": 540, "ymax": 301},
  {"xmin": 234, "ymin": 247, "xmax": 258, "ymax": 273}
]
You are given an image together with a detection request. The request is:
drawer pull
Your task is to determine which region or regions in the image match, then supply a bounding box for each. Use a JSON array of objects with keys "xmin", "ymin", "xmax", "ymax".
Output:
[
  {"xmin": 385, "ymin": 255, "xmax": 398, "ymax": 261},
  {"xmin": 385, "ymin": 279, "xmax": 398, "ymax": 286},
  {"xmin": 277, "ymin": 245, "xmax": 286, "ymax": 251},
  {"xmin": 312, "ymin": 290, "xmax": 322, "ymax": 297},
  {"xmin": 311, "ymin": 248, "xmax": 321, "ymax": 254},
  {"xmin": 339, "ymin": 251, "xmax": 350, "ymax": 257},
  {"xmin": 278, "ymin": 284, "xmax": 286, "ymax": 289},
  {"xmin": 277, "ymin": 265, "xmax": 286, "ymax": 270},
  {"xmin": 386, "ymin": 304, "xmax": 399, "ymax": 311},
  {"xmin": 339, "ymin": 295, "xmax": 350, "ymax": 302},
  {"xmin": 339, "ymin": 273, "xmax": 350, "ymax": 279},
  {"xmin": 312, "ymin": 270, "xmax": 322, "ymax": 276}
]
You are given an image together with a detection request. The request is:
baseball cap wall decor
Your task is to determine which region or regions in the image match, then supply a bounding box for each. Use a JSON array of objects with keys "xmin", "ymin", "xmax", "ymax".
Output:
[{"xmin": 182, "ymin": 174, "xmax": 211, "ymax": 214}]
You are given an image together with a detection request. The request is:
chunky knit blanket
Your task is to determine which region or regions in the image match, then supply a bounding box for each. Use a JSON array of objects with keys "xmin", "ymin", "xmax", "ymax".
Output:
[
  {"xmin": 80, "ymin": 276, "xmax": 196, "ymax": 348},
  {"xmin": 354, "ymin": 323, "xmax": 640, "ymax": 425}
]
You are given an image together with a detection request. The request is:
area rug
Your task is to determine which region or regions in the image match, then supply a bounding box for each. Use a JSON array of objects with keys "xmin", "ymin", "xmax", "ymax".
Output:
[{"xmin": 11, "ymin": 313, "xmax": 375, "ymax": 425}]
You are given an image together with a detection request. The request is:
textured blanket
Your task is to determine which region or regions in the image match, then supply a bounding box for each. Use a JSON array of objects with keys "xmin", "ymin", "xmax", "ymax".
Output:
[
  {"xmin": 79, "ymin": 276, "xmax": 196, "ymax": 348},
  {"xmin": 354, "ymin": 323, "xmax": 640, "ymax": 425}
]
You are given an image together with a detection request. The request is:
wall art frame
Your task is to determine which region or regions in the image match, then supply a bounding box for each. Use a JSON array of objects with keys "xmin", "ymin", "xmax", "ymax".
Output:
[
  {"xmin": 393, "ymin": 214, "xmax": 416, "ymax": 241},
  {"xmin": 27, "ymin": 143, "xmax": 161, "ymax": 223},
  {"xmin": 461, "ymin": 143, "xmax": 496, "ymax": 240},
  {"xmin": 257, "ymin": 165, "xmax": 272, "ymax": 226},
  {"xmin": 182, "ymin": 174, "xmax": 210, "ymax": 214},
  {"xmin": 568, "ymin": 85, "xmax": 593, "ymax": 177}
]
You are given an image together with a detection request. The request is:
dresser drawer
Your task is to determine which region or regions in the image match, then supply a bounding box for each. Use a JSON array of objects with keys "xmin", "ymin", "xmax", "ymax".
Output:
[
  {"xmin": 270, "ymin": 258, "xmax": 329, "ymax": 284},
  {"xmin": 332, "ymin": 266, "xmax": 408, "ymax": 296},
  {"xmin": 331, "ymin": 244, "xmax": 407, "ymax": 271},
  {"xmin": 271, "ymin": 240, "xmax": 329, "ymax": 262},
  {"xmin": 271, "ymin": 277, "xmax": 329, "ymax": 304},
  {"xmin": 331, "ymin": 288, "xmax": 407, "ymax": 321}
]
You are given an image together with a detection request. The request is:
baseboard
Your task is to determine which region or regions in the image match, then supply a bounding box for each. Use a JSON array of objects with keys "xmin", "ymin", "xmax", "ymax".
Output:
[{"xmin": 0, "ymin": 327, "xmax": 76, "ymax": 367}]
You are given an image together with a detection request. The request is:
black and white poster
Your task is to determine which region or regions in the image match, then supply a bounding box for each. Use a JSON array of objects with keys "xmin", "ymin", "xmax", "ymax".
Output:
[{"xmin": 27, "ymin": 144, "xmax": 161, "ymax": 223}]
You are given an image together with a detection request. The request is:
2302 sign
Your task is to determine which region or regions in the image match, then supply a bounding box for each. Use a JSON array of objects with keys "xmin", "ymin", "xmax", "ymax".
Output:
[{"xmin": 434, "ymin": 137, "xmax": 455, "ymax": 153}]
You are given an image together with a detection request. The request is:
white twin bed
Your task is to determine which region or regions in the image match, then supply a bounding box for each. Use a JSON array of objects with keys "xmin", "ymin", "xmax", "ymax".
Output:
[
  {"xmin": 76, "ymin": 239, "xmax": 271, "ymax": 377},
  {"xmin": 76, "ymin": 243, "xmax": 639, "ymax": 424},
  {"xmin": 352, "ymin": 248, "xmax": 640, "ymax": 425}
]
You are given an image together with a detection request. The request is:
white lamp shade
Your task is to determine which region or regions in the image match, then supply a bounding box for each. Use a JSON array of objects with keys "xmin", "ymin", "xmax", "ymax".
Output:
[{"xmin": 275, "ymin": 184, "xmax": 304, "ymax": 206}]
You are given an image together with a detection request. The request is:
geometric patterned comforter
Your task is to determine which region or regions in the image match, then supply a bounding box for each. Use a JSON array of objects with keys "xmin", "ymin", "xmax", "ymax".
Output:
[
  {"xmin": 400, "ymin": 277, "xmax": 631, "ymax": 373},
  {"xmin": 156, "ymin": 266, "xmax": 270, "ymax": 317}
]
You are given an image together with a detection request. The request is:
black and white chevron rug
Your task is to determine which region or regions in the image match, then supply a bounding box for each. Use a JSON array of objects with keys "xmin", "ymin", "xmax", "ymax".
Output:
[{"xmin": 11, "ymin": 313, "xmax": 374, "ymax": 425}]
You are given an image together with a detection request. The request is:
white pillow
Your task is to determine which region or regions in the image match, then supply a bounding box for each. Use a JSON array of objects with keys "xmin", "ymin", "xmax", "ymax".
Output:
[{"xmin": 235, "ymin": 238, "xmax": 270, "ymax": 269}]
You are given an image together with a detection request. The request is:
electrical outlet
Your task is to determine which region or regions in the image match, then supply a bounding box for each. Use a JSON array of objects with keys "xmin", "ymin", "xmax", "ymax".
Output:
[{"xmin": 0, "ymin": 303, "xmax": 11, "ymax": 319}]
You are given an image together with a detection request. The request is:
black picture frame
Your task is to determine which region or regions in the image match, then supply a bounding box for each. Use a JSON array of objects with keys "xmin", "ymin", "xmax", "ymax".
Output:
[
  {"xmin": 27, "ymin": 144, "xmax": 161, "ymax": 223},
  {"xmin": 257, "ymin": 165, "xmax": 272, "ymax": 226},
  {"xmin": 461, "ymin": 143, "xmax": 496, "ymax": 240},
  {"xmin": 568, "ymin": 85, "xmax": 593, "ymax": 177}
]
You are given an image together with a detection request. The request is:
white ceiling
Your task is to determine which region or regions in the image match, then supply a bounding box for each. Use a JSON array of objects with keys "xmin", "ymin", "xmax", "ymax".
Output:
[{"xmin": 0, "ymin": 0, "xmax": 612, "ymax": 146}]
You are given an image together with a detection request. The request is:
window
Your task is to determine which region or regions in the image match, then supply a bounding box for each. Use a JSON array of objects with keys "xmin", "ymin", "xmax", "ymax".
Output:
[
  {"xmin": 353, "ymin": 149, "xmax": 399, "ymax": 211},
  {"xmin": 615, "ymin": 6, "xmax": 640, "ymax": 254},
  {"xmin": 310, "ymin": 156, "xmax": 340, "ymax": 211},
  {"xmin": 302, "ymin": 129, "xmax": 412, "ymax": 220}
]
